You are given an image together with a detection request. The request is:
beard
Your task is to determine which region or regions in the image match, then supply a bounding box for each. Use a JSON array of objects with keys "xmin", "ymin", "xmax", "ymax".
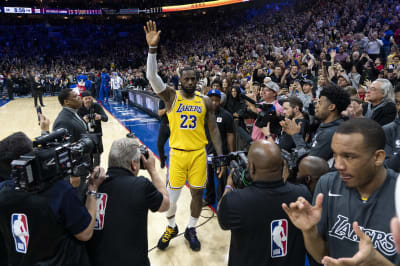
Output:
[{"xmin": 182, "ymin": 85, "xmax": 196, "ymax": 95}]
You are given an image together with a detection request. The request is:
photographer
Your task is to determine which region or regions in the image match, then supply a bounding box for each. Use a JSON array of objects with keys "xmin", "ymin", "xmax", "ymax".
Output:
[
  {"xmin": 86, "ymin": 138, "xmax": 169, "ymax": 266},
  {"xmin": 0, "ymin": 132, "xmax": 106, "ymax": 265},
  {"xmin": 281, "ymin": 84, "xmax": 350, "ymax": 163},
  {"xmin": 78, "ymin": 91, "xmax": 108, "ymax": 167},
  {"xmin": 218, "ymin": 140, "xmax": 311, "ymax": 266},
  {"xmin": 53, "ymin": 88, "xmax": 88, "ymax": 143},
  {"xmin": 248, "ymin": 81, "xmax": 284, "ymax": 141},
  {"xmin": 262, "ymin": 96, "xmax": 309, "ymax": 152}
]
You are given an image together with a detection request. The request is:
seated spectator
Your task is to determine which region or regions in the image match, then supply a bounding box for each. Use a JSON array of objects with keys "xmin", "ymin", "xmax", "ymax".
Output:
[
  {"xmin": 383, "ymin": 85, "xmax": 400, "ymax": 172},
  {"xmin": 363, "ymin": 78, "xmax": 397, "ymax": 126}
]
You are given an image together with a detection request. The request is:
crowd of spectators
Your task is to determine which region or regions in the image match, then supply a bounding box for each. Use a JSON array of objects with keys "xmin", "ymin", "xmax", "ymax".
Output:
[{"xmin": 1, "ymin": 0, "xmax": 400, "ymax": 265}]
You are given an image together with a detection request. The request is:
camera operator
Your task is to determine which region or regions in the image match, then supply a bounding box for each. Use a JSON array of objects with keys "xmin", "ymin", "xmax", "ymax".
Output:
[
  {"xmin": 296, "ymin": 156, "xmax": 329, "ymax": 194},
  {"xmin": 78, "ymin": 91, "xmax": 108, "ymax": 167},
  {"xmin": 218, "ymin": 140, "xmax": 311, "ymax": 266},
  {"xmin": 53, "ymin": 88, "xmax": 88, "ymax": 143},
  {"xmin": 281, "ymin": 84, "xmax": 350, "ymax": 164},
  {"xmin": 247, "ymin": 81, "xmax": 284, "ymax": 141},
  {"xmin": 383, "ymin": 85, "xmax": 400, "ymax": 172},
  {"xmin": 0, "ymin": 132, "xmax": 106, "ymax": 265},
  {"xmin": 262, "ymin": 96, "xmax": 309, "ymax": 152},
  {"xmin": 86, "ymin": 138, "xmax": 169, "ymax": 266}
]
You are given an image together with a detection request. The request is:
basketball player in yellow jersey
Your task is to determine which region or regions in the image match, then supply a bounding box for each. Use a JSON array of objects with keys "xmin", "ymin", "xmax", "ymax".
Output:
[{"xmin": 145, "ymin": 20, "xmax": 223, "ymax": 252}]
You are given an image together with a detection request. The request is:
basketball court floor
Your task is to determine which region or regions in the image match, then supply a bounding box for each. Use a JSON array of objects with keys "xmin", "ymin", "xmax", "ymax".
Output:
[{"xmin": 0, "ymin": 96, "xmax": 230, "ymax": 266}]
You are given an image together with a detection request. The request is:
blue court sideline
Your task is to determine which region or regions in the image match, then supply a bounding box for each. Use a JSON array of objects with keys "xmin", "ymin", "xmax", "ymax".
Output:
[{"xmin": 0, "ymin": 99, "xmax": 9, "ymax": 107}]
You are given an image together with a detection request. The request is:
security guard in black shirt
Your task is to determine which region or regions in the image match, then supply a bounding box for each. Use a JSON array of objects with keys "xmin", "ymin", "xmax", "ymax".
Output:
[
  {"xmin": 157, "ymin": 99, "xmax": 170, "ymax": 168},
  {"xmin": 218, "ymin": 140, "xmax": 311, "ymax": 266},
  {"xmin": 204, "ymin": 89, "xmax": 235, "ymax": 205}
]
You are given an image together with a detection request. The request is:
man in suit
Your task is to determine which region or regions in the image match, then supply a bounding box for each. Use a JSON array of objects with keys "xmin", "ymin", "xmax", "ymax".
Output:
[
  {"xmin": 53, "ymin": 88, "xmax": 88, "ymax": 143},
  {"xmin": 53, "ymin": 88, "xmax": 89, "ymax": 191}
]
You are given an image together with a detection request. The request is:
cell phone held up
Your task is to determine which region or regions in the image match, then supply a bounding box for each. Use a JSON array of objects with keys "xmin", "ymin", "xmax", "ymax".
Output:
[{"xmin": 36, "ymin": 106, "xmax": 42, "ymax": 125}]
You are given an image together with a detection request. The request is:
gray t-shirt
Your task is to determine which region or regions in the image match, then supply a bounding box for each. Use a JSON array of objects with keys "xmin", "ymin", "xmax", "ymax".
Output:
[{"xmin": 313, "ymin": 169, "xmax": 399, "ymax": 263}]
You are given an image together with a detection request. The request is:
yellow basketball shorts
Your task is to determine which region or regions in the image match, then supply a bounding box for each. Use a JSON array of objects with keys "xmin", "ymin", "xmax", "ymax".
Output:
[{"xmin": 167, "ymin": 148, "xmax": 208, "ymax": 190}]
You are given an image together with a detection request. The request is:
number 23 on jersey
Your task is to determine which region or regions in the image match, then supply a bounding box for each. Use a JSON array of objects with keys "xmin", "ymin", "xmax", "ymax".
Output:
[{"xmin": 180, "ymin": 114, "xmax": 197, "ymax": 129}]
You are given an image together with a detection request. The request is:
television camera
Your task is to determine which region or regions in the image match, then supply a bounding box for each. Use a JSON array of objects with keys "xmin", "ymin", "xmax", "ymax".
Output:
[{"xmin": 11, "ymin": 128, "xmax": 99, "ymax": 192}]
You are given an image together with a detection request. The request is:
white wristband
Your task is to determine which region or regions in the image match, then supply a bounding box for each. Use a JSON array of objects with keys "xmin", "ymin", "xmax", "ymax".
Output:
[{"xmin": 149, "ymin": 46, "xmax": 158, "ymax": 49}]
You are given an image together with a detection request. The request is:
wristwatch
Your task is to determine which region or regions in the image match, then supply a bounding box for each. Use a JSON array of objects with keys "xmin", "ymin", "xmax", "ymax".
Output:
[{"xmin": 86, "ymin": 190, "xmax": 97, "ymax": 197}]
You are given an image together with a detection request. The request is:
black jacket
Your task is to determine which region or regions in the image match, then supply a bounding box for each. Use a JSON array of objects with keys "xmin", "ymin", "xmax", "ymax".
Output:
[
  {"xmin": 362, "ymin": 100, "xmax": 397, "ymax": 126},
  {"xmin": 383, "ymin": 117, "xmax": 400, "ymax": 172},
  {"xmin": 53, "ymin": 108, "xmax": 88, "ymax": 142},
  {"xmin": 292, "ymin": 118, "xmax": 344, "ymax": 162}
]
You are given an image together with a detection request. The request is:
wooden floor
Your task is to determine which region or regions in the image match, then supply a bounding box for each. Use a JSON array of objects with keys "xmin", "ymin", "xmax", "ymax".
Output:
[{"xmin": 0, "ymin": 97, "xmax": 230, "ymax": 266}]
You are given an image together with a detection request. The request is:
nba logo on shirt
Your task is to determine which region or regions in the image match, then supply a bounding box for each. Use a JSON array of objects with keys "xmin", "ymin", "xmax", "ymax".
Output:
[
  {"xmin": 94, "ymin": 193, "xmax": 108, "ymax": 230},
  {"xmin": 11, "ymin": 213, "xmax": 29, "ymax": 254},
  {"xmin": 271, "ymin": 219, "xmax": 288, "ymax": 258}
]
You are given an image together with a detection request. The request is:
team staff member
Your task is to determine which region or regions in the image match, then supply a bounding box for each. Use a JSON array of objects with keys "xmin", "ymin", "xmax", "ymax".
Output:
[
  {"xmin": 204, "ymin": 89, "xmax": 235, "ymax": 206},
  {"xmin": 218, "ymin": 140, "xmax": 311, "ymax": 266},
  {"xmin": 53, "ymin": 88, "xmax": 88, "ymax": 143},
  {"xmin": 78, "ymin": 91, "xmax": 108, "ymax": 167},
  {"xmin": 0, "ymin": 132, "xmax": 105, "ymax": 265},
  {"xmin": 283, "ymin": 118, "xmax": 400, "ymax": 265},
  {"xmin": 54, "ymin": 89, "xmax": 89, "ymax": 190},
  {"xmin": 157, "ymin": 99, "xmax": 170, "ymax": 168},
  {"xmin": 86, "ymin": 138, "xmax": 169, "ymax": 266},
  {"xmin": 145, "ymin": 21, "xmax": 223, "ymax": 252}
]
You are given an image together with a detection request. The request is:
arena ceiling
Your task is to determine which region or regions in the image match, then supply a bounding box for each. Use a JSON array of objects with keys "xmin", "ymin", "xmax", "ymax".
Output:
[{"xmin": 0, "ymin": 0, "xmax": 204, "ymax": 9}]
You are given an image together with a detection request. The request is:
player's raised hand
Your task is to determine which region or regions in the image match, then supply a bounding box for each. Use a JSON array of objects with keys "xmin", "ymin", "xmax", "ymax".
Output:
[
  {"xmin": 321, "ymin": 222, "xmax": 375, "ymax": 266},
  {"xmin": 282, "ymin": 193, "xmax": 323, "ymax": 232},
  {"xmin": 144, "ymin": 20, "xmax": 161, "ymax": 47}
]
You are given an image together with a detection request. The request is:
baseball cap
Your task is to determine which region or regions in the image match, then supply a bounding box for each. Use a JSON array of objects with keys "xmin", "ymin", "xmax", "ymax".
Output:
[
  {"xmin": 207, "ymin": 89, "xmax": 221, "ymax": 98},
  {"xmin": 303, "ymin": 79, "xmax": 314, "ymax": 87},
  {"xmin": 338, "ymin": 73, "xmax": 351, "ymax": 84},
  {"xmin": 81, "ymin": 91, "xmax": 92, "ymax": 98},
  {"xmin": 263, "ymin": 81, "xmax": 280, "ymax": 93}
]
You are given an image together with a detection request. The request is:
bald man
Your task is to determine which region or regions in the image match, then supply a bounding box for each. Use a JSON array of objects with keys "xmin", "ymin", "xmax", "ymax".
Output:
[
  {"xmin": 297, "ymin": 156, "xmax": 329, "ymax": 193},
  {"xmin": 217, "ymin": 140, "xmax": 311, "ymax": 266}
]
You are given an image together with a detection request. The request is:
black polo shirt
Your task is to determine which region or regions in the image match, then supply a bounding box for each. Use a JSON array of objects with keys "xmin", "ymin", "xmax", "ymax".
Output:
[
  {"xmin": 218, "ymin": 180, "xmax": 311, "ymax": 266},
  {"xmin": 158, "ymin": 100, "xmax": 169, "ymax": 124},
  {"xmin": 206, "ymin": 107, "xmax": 234, "ymax": 155},
  {"xmin": 86, "ymin": 167, "xmax": 163, "ymax": 266}
]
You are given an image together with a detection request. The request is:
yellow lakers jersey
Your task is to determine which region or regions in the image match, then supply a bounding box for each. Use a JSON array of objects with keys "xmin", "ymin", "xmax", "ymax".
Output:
[{"xmin": 167, "ymin": 91, "xmax": 208, "ymax": 150}]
